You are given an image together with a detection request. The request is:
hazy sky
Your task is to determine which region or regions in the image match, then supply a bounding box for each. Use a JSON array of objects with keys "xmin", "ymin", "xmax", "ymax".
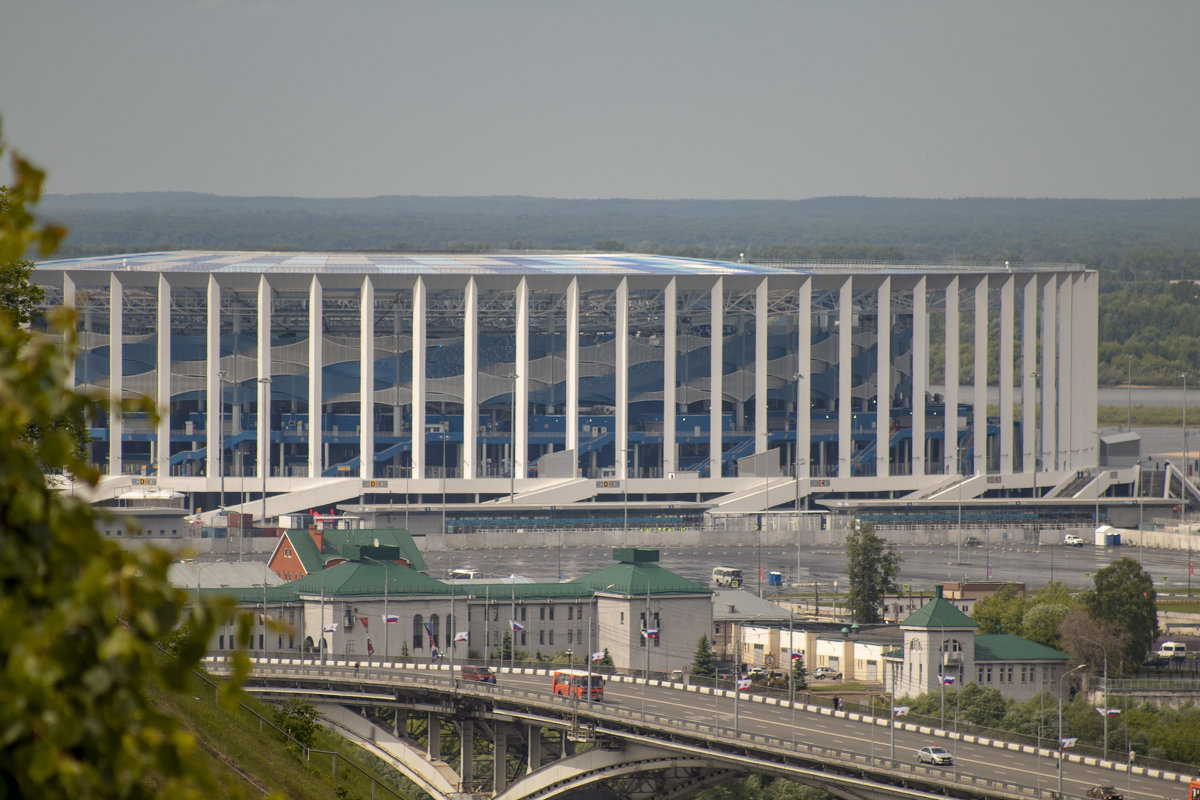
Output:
[{"xmin": 2, "ymin": 0, "xmax": 1198, "ymax": 200}]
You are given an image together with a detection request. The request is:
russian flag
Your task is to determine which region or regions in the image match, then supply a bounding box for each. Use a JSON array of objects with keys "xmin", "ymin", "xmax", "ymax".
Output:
[
  {"xmin": 323, "ymin": 623, "xmax": 338, "ymax": 633},
  {"xmin": 591, "ymin": 651, "xmax": 605, "ymax": 662},
  {"xmin": 641, "ymin": 628, "xmax": 659, "ymax": 639},
  {"xmin": 939, "ymin": 674, "xmax": 955, "ymax": 685},
  {"xmin": 736, "ymin": 677, "xmax": 752, "ymax": 691},
  {"xmin": 383, "ymin": 614, "xmax": 398, "ymax": 624},
  {"xmin": 510, "ymin": 619, "xmax": 525, "ymax": 632},
  {"xmin": 893, "ymin": 706, "xmax": 910, "ymax": 717},
  {"xmin": 454, "ymin": 631, "xmax": 469, "ymax": 643}
]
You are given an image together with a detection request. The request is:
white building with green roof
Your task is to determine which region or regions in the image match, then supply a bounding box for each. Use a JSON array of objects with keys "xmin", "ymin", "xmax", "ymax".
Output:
[
  {"xmin": 208, "ymin": 547, "xmax": 711, "ymax": 673},
  {"xmin": 886, "ymin": 586, "xmax": 1069, "ymax": 702}
]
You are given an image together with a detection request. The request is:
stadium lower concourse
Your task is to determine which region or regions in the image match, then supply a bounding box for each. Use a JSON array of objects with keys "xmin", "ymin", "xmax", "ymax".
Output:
[{"xmin": 32, "ymin": 252, "xmax": 1102, "ymax": 528}]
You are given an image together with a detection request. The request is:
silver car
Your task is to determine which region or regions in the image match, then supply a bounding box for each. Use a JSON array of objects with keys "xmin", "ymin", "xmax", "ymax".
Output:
[{"xmin": 917, "ymin": 746, "xmax": 953, "ymax": 765}]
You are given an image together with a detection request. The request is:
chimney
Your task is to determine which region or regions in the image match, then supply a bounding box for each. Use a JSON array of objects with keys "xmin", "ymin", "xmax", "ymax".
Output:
[{"xmin": 309, "ymin": 526, "xmax": 323, "ymax": 553}]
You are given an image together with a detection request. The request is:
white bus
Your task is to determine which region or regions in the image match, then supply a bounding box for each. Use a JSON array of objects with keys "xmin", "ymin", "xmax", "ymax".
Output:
[{"xmin": 712, "ymin": 567, "xmax": 742, "ymax": 588}]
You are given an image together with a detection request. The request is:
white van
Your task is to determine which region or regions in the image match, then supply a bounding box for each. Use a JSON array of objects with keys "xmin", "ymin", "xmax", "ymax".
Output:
[
  {"xmin": 712, "ymin": 567, "xmax": 743, "ymax": 588},
  {"xmin": 1156, "ymin": 641, "xmax": 1187, "ymax": 660}
]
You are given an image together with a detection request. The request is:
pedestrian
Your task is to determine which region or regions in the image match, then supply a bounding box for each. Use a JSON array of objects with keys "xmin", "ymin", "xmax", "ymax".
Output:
[{"xmin": 354, "ymin": 661, "xmax": 360, "ymax": 677}]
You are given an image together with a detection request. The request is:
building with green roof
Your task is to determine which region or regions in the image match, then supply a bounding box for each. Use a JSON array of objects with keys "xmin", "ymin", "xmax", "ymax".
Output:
[
  {"xmin": 886, "ymin": 586, "xmax": 1069, "ymax": 702},
  {"xmin": 207, "ymin": 546, "xmax": 711, "ymax": 673}
]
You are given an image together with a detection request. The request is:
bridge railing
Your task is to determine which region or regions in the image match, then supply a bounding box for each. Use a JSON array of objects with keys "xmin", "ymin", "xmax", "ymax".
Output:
[{"xmin": 210, "ymin": 657, "xmax": 1181, "ymax": 800}]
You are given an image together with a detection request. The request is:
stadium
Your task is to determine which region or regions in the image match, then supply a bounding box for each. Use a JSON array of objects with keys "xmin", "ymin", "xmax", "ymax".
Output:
[{"xmin": 31, "ymin": 251, "xmax": 1104, "ymax": 532}]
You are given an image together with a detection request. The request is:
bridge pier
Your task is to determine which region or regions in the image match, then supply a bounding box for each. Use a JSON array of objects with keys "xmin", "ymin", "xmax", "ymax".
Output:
[
  {"xmin": 427, "ymin": 711, "xmax": 440, "ymax": 761},
  {"xmin": 527, "ymin": 723, "xmax": 542, "ymax": 774},
  {"xmin": 494, "ymin": 725, "xmax": 508, "ymax": 791},
  {"xmin": 459, "ymin": 721, "xmax": 475, "ymax": 792}
]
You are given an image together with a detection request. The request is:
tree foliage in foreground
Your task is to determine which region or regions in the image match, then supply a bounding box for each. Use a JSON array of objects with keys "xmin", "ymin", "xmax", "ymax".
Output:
[{"xmin": 0, "ymin": 122, "xmax": 248, "ymax": 799}]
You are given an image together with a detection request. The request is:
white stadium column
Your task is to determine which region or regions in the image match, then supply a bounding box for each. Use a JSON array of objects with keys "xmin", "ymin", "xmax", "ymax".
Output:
[
  {"xmin": 1022, "ymin": 276, "xmax": 1037, "ymax": 477},
  {"xmin": 109, "ymin": 272, "xmax": 123, "ymax": 477},
  {"xmin": 412, "ymin": 278, "xmax": 426, "ymax": 476},
  {"xmin": 876, "ymin": 277, "xmax": 891, "ymax": 478},
  {"xmin": 566, "ymin": 278, "xmax": 579, "ymax": 456},
  {"xmin": 257, "ymin": 275, "xmax": 271, "ymax": 490},
  {"xmin": 463, "ymin": 277, "xmax": 478, "ymax": 479},
  {"xmin": 912, "ymin": 277, "xmax": 927, "ymax": 477},
  {"xmin": 797, "ymin": 279, "xmax": 812, "ymax": 482},
  {"xmin": 944, "ymin": 277, "xmax": 959, "ymax": 475},
  {"xmin": 207, "ymin": 275, "xmax": 221, "ymax": 488},
  {"xmin": 1057, "ymin": 275, "xmax": 1073, "ymax": 468},
  {"xmin": 616, "ymin": 278, "xmax": 629, "ymax": 480},
  {"xmin": 663, "ymin": 278, "xmax": 677, "ymax": 476},
  {"xmin": 709, "ymin": 278, "xmax": 723, "ymax": 477},
  {"xmin": 1042, "ymin": 275, "xmax": 1058, "ymax": 471},
  {"xmin": 308, "ymin": 276, "xmax": 323, "ymax": 479},
  {"xmin": 515, "ymin": 278, "xmax": 529, "ymax": 482},
  {"xmin": 838, "ymin": 277, "xmax": 852, "ymax": 479},
  {"xmin": 1079, "ymin": 273, "xmax": 1099, "ymax": 465},
  {"xmin": 755, "ymin": 278, "xmax": 768, "ymax": 457},
  {"xmin": 1000, "ymin": 274, "xmax": 1015, "ymax": 474},
  {"xmin": 156, "ymin": 273, "xmax": 171, "ymax": 479},
  {"xmin": 360, "ymin": 275, "xmax": 375, "ymax": 479},
  {"xmin": 973, "ymin": 277, "xmax": 987, "ymax": 476},
  {"xmin": 63, "ymin": 274, "xmax": 76, "ymax": 384}
]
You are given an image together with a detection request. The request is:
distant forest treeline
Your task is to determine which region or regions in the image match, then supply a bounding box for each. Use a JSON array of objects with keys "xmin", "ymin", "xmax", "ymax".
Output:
[{"xmin": 37, "ymin": 193, "xmax": 1200, "ymax": 387}]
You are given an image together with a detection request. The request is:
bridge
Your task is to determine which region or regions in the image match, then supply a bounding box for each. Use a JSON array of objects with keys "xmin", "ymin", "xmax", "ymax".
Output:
[{"xmin": 205, "ymin": 657, "xmax": 1193, "ymax": 800}]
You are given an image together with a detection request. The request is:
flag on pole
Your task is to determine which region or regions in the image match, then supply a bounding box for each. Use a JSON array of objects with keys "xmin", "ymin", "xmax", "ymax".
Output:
[
  {"xmin": 791, "ymin": 652, "xmax": 802, "ymax": 660},
  {"xmin": 509, "ymin": 619, "xmax": 525, "ymax": 632},
  {"xmin": 383, "ymin": 614, "xmax": 398, "ymax": 624},
  {"xmin": 423, "ymin": 621, "xmax": 437, "ymax": 650},
  {"xmin": 1095, "ymin": 706, "xmax": 1122, "ymax": 717},
  {"xmin": 736, "ymin": 677, "xmax": 752, "ymax": 690},
  {"xmin": 893, "ymin": 706, "xmax": 910, "ymax": 717},
  {"xmin": 454, "ymin": 630, "xmax": 469, "ymax": 643},
  {"xmin": 939, "ymin": 674, "xmax": 956, "ymax": 685},
  {"xmin": 367, "ymin": 639, "xmax": 375, "ymax": 656},
  {"xmin": 591, "ymin": 651, "xmax": 605, "ymax": 662},
  {"xmin": 323, "ymin": 623, "xmax": 338, "ymax": 633},
  {"xmin": 641, "ymin": 628, "xmax": 659, "ymax": 639},
  {"xmin": 1059, "ymin": 737, "xmax": 1078, "ymax": 749},
  {"xmin": 358, "ymin": 616, "xmax": 369, "ymax": 631}
]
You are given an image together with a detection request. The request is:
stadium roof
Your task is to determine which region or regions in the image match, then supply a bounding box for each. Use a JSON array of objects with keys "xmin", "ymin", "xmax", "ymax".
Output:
[
  {"xmin": 35, "ymin": 251, "xmax": 1079, "ymax": 279},
  {"xmin": 35, "ymin": 250, "xmax": 794, "ymax": 277}
]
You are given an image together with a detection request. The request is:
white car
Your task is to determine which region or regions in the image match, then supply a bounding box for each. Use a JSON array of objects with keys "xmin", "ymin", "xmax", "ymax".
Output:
[
  {"xmin": 1064, "ymin": 534, "xmax": 1084, "ymax": 546},
  {"xmin": 917, "ymin": 746, "xmax": 953, "ymax": 765},
  {"xmin": 812, "ymin": 666, "xmax": 842, "ymax": 680}
]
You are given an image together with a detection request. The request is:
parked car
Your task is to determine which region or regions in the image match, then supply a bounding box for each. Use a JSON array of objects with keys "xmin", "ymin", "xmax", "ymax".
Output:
[
  {"xmin": 1085, "ymin": 786, "xmax": 1123, "ymax": 800},
  {"xmin": 962, "ymin": 536, "xmax": 982, "ymax": 547},
  {"xmin": 812, "ymin": 666, "xmax": 842, "ymax": 680},
  {"xmin": 747, "ymin": 666, "xmax": 767, "ymax": 678},
  {"xmin": 460, "ymin": 665, "xmax": 496, "ymax": 684},
  {"xmin": 1064, "ymin": 534, "xmax": 1085, "ymax": 546},
  {"xmin": 916, "ymin": 746, "xmax": 953, "ymax": 766}
]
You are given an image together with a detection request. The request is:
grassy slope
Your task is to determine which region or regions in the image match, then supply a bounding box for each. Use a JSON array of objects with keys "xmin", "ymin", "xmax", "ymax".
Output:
[{"xmin": 147, "ymin": 671, "xmax": 421, "ymax": 800}]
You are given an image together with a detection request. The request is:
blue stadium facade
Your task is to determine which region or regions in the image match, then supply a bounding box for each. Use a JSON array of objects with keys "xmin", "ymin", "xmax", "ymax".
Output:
[{"xmin": 32, "ymin": 252, "xmax": 1098, "ymax": 523}]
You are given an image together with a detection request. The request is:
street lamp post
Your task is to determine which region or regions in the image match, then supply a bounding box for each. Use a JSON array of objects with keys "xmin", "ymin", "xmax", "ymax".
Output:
[
  {"xmin": 1081, "ymin": 636, "xmax": 1109, "ymax": 760},
  {"xmin": 365, "ymin": 556, "xmax": 390, "ymax": 660},
  {"xmin": 1126, "ymin": 354, "xmax": 1134, "ymax": 432},
  {"xmin": 218, "ymin": 370, "xmax": 228, "ymax": 510},
  {"xmin": 258, "ymin": 376, "xmax": 271, "ymax": 529},
  {"xmin": 1058, "ymin": 663, "xmax": 1086, "ymax": 799},
  {"xmin": 1183, "ymin": 372, "xmax": 1190, "ymax": 596},
  {"xmin": 508, "ymin": 370, "xmax": 518, "ymax": 503},
  {"xmin": 794, "ymin": 371, "xmax": 804, "ymax": 512}
]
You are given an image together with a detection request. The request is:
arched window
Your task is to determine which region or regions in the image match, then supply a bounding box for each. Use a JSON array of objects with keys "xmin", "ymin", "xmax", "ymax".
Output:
[
  {"xmin": 412, "ymin": 614, "xmax": 424, "ymax": 650},
  {"xmin": 429, "ymin": 614, "xmax": 440, "ymax": 648}
]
